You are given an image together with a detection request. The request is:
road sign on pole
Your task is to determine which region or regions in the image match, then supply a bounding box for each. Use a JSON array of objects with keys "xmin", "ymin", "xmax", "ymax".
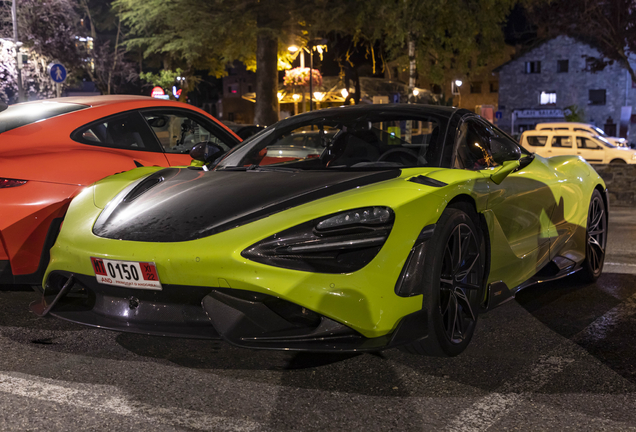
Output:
[
  {"xmin": 47, "ymin": 63, "xmax": 67, "ymax": 84},
  {"xmin": 495, "ymin": 111, "xmax": 503, "ymax": 120},
  {"xmin": 48, "ymin": 63, "xmax": 67, "ymax": 98}
]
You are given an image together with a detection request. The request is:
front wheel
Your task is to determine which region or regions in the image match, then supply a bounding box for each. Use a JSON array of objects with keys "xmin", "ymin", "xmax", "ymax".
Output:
[
  {"xmin": 401, "ymin": 205, "xmax": 486, "ymax": 356},
  {"xmin": 577, "ymin": 189, "xmax": 607, "ymax": 282}
]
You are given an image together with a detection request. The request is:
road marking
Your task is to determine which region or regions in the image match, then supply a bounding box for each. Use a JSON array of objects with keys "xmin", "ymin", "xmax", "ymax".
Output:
[
  {"xmin": 444, "ymin": 356, "xmax": 574, "ymax": 432},
  {"xmin": 603, "ymin": 261, "xmax": 636, "ymax": 275},
  {"xmin": 572, "ymin": 291, "xmax": 636, "ymax": 345},
  {"xmin": 0, "ymin": 372, "xmax": 262, "ymax": 432},
  {"xmin": 444, "ymin": 290, "xmax": 636, "ymax": 432}
]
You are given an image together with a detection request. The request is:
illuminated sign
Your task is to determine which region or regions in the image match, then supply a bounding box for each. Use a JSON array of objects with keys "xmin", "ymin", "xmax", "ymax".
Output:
[{"xmin": 151, "ymin": 86, "xmax": 165, "ymax": 98}]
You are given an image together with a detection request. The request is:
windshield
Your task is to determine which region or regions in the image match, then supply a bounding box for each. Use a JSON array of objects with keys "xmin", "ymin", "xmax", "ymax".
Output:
[
  {"xmin": 591, "ymin": 126, "xmax": 609, "ymax": 137},
  {"xmin": 595, "ymin": 135, "xmax": 616, "ymax": 148},
  {"xmin": 215, "ymin": 111, "xmax": 447, "ymax": 171}
]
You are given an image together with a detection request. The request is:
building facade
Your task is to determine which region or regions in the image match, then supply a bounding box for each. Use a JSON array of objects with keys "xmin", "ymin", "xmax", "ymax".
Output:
[
  {"xmin": 220, "ymin": 62, "xmax": 256, "ymax": 124},
  {"xmin": 497, "ymin": 36, "xmax": 635, "ymax": 139}
]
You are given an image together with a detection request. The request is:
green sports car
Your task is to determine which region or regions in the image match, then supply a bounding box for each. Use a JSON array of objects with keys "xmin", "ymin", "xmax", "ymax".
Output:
[{"xmin": 31, "ymin": 105, "xmax": 608, "ymax": 356}]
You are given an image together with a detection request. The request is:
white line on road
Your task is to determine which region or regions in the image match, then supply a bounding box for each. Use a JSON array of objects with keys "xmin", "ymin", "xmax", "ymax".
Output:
[
  {"xmin": 444, "ymin": 356, "xmax": 574, "ymax": 432},
  {"xmin": 572, "ymin": 290, "xmax": 636, "ymax": 345},
  {"xmin": 444, "ymin": 290, "xmax": 636, "ymax": 432},
  {"xmin": 605, "ymin": 262, "xmax": 636, "ymax": 267},
  {"xmin": 0, "ymin": 372, "xmax": 262, "ymax": 432},
  {"xmin": 603, "ymin": 262, "xmax": 636, "ymax": 275}
]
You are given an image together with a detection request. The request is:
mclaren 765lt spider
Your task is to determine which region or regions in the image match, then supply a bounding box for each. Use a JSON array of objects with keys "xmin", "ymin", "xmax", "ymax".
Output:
[
  {"xmin": 0, "ymin": 96, "xmax": 239, "ymax": 286},
  {"xmin": 32, "ymin": 105, "xmax": 608, "ymax": 356}
]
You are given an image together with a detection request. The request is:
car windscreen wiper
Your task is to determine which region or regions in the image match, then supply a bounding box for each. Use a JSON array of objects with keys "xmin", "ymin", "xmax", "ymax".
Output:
[
  {"xmin": 217, "ymin": 165, "xmax": 301, "ymax": 172},
  {"xmin": 247, "ymin": 165, "xmax": 301, "ymax": 172}
]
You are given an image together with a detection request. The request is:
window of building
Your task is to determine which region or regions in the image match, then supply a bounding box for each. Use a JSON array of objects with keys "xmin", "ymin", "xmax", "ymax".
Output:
[
  {"xmin": 227, "ymin": 83, "xmax": 239, "ymax": 95},
  {"xmin": 540, "ymin": 91, "xmax": 557, "ymax": 105},
  {"xmin": 247, "ymin": 85, "xmax": 252, "ymax": 93},
  {"xmin": 589, "ymin": 89, "xmax": 606, "ymax": 105},
  {"xmin": 470, "ymin": 82, "xmax": 482, "ymax": 94},
  {"xmin": 557, "ymin": 60, "xmax": 569, "ymax": 73},
  {"xmin": 525, "ymin": 61, "xmax": 541, "ymax": 74},
  {"xmin": 489, "ymin": 82, "xmax": 498, "ymax": 93}
]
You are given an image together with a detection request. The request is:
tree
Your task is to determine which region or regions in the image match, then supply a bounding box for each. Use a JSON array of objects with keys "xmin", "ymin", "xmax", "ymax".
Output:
[
  {"xmin": 114, "ymin": 0, "xmax": 304, "ymax": 124},
  {"xmin": 0, "ymin": 0, "xmax": 83, "ymax": 102},
  {"xmin": 78, "ymin": 0, "xmax": 139, "ymax": 95},
  {"xmin": 529, "ymin": 0, "xmax": 636, "ymax": 81}
]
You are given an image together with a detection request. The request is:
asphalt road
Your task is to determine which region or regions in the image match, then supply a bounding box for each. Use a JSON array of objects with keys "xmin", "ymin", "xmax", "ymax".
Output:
[{"xmin": 1, "ymin": 208, "xmax": 636, "ymax": 431}]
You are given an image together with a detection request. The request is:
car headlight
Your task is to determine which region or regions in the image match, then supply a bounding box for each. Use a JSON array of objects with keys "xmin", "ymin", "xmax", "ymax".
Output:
[{"xmin": 242, "ymin": 206, "xmax": 394, "ymax": 273}]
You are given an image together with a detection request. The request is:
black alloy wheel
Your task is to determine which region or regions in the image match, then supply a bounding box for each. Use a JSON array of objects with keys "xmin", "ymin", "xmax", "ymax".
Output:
[
  {"xmin": 401, "ymin": 204, "xmax": 486, "ymax": 357},
  {"xmin": 439, "ymin": 223, "xmax": 482, "ymax": 344},
  {"xmin": 578, "ymin": 189, "xmax": 607, "ymax": 282}
]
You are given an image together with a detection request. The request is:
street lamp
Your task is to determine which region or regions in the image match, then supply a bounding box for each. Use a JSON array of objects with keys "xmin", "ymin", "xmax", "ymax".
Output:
[
  {"xmin": 313, "ymin": 92, "xmax": 325, "ymax": 109},
  {"xmin": 454, "ymin": 80, "xmax": 463, "ymax": 107},
  {"xmin": 307, "ymin": 39, "xmax": 327, "ymax": 112},
  {"xmin": 289, "ymin": 40, "xmax": 327, "ymax": 112}
]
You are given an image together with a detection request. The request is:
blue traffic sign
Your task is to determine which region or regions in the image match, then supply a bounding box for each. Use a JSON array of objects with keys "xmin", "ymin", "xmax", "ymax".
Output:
[
  {"xmin": 48, "ymin": 63, "xmax": 67, "ymax": 83},
  {"xmin": 495, "ymin": 110, "xmax": 503, "ymax": 120}
]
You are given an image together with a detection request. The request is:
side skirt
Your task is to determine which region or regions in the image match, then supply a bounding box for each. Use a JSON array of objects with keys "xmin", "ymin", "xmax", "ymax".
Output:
[{"xmin": 482, "ymin": 256, "xmax": 582, "ymax": 312}]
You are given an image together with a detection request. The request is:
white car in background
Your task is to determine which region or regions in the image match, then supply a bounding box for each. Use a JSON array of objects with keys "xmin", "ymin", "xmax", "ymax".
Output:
[
  {"xmin": 520, "ymin": 130, "xmax": 636, "ymax": 164},
  {"xmin": 535, "ymin": 122, "xmax": 628, "ymax": 147}
]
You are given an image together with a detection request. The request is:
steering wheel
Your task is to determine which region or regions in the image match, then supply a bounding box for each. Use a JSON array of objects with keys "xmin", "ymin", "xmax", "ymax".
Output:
[{"xmin": 377, "ymin": 148, "xmax": 419, "ymax": 165}]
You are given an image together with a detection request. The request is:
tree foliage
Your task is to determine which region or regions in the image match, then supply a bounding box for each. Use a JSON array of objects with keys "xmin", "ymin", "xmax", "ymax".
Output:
[
  {"xmin": 0, "ymin": 0, "xmax": 83, "ymax": 102},
  {"xmin": 114, "ymin": 0, "xmax": 540, "ymax": 121},
  {"xmin": 530, "ymin": 0, "xmax": 636, "ymax": 81}
]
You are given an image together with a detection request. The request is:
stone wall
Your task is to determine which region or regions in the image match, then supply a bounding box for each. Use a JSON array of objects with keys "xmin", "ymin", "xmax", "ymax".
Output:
[
  {"xmin": 497, "ymin": 36, "xmax": 635, "ymax": 137},
  {"xmin": 593, "ymin": 164, "xmax": 636, "ymax": 207}
]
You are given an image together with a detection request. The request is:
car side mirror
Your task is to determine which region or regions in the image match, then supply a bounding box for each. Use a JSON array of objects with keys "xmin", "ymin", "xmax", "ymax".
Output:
[
  {"xmin": 190, "ymin": 142, "xmax": 225, "ymax": 163},
  {"xmin": 0, "ymin": 101, "xmax": 7, "ymax": 113},
  {"xmin": 490, "ymin": 137, "xmax": 521, "ymax": 164},
  {"xmin": 490, "ymin": 160, "xmax": 521, "ymax": 185}
]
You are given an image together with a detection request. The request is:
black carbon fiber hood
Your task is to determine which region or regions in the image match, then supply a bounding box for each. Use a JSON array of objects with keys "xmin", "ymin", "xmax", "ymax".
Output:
[{"xmin": 92, "ymin": 167, "xmax": 401, "ymax": 242}]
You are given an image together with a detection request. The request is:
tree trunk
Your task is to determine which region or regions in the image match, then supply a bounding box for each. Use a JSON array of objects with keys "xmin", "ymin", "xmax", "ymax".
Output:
[
  {"xmin": 107, "ymin": 15, "xmax": 122, "ymax": 95},
  {"xmin": 407, "ymin": 33, "xmax": 416, "ymax": 103},
  {"xmin": 254, "ymin": 33, "xmax": 279, "ymax": 125},
  {"xmin": 11, "ymin": 0, "xmax": 24, "ymax": 102},
  {"xmin": 406, "ymin": 32, "xmax": 416, "ymax": 142}
]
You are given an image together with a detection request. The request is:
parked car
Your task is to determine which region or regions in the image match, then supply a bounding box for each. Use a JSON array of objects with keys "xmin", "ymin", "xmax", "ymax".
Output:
[
  {"xmin": 0, "ymin": 96, "xmax": 240, "ymax": 286},
  {"xmin": 33, "ymin": 105, "xmax": 607, "ymax": 357},
  {"xmin": 221, "ymin": 121, "xmax": 265, "ymax": 140},
  {"xmin": 535, "ymin": 122, "xmax": 628, "ymax": 147},
  {"xmin": 256, "ymin": 130, "xmax": 337, "ymax": 164},
  {"xmin": 520, "ymin": 130, "xmax": 636, "ymax": 164}
]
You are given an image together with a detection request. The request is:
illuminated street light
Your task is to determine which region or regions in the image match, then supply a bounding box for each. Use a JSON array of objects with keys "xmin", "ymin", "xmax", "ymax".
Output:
[
  {"xmin": 413, "ymin": 89, "xmax": 419, "ymax": 96},
  {"xmin": 341, "ymin": 88, "xmax": 348, "ymax": 98},
  {"xmin": 454, "ymin": 80, "xmax": 463, "ymax": 87},
  {"xmin": 288, "ymin": 45, "xmax": 300, "ymax": 53},
  {"xmin": 277, "ymin": 92, "xmax": 283, "ymax": 101}
]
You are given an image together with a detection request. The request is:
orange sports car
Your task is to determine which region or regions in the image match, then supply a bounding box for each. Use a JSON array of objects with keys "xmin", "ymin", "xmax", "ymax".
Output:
[{"xmin": 0, "ymin": 95, "xmax": 240, "ymax": 286}]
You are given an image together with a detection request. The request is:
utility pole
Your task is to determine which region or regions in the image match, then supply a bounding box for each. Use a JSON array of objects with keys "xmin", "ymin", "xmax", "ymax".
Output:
[{"xmin": 11, "ymin": 0, "xmax": 24, "ymax": 102}]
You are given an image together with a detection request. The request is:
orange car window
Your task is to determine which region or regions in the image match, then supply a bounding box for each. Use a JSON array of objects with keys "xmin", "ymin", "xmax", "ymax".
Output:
[
  {"xmin": 72, "ymin": 111, "xmax": 160, "ymax": 152},
  {"xmin": 143, "ymin": 112, "xmax": 231, "ymax": 154}
]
